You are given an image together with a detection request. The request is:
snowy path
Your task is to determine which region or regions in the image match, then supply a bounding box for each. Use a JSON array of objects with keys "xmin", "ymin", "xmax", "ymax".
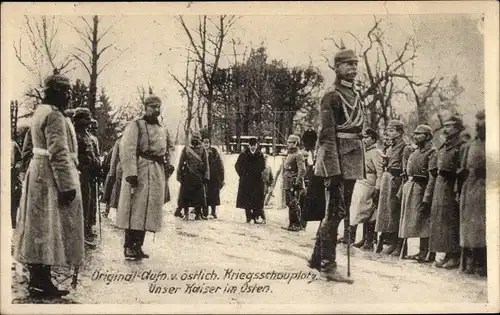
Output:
[{"xmin": 10, "ymin": 147, "xmax": 487, "ymax": 305}]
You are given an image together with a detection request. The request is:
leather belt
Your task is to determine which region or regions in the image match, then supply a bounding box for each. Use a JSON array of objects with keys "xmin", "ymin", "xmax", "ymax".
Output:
[
  {"xmin": 408, "ymin": 175, "xmax": 428, "ymax": 182},
  {"xmin": 139, "ymin": 152, "xmax": 165, "ymax": 164},
  {"xmin": 336, "ymin": 132, "xmax": 362, "ymax": 139},
  {"xmin": 386, "ymin": 168, "xmax": 403, "ymax": 177}
]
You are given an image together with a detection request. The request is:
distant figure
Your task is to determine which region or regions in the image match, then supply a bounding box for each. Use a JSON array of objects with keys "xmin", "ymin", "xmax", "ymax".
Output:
[
  {"xmin": 301, "ymin": 123, "xmax": 318, "ymax": 153},
  {"xmin": 202, "ymin": 135, "xmax": 225, "ymax": 219}
]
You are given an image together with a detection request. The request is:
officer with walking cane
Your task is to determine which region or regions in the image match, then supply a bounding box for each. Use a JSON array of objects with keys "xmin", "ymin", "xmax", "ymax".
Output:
[{"xmin": 307, "ymin": 45, "xmax": 365, "ymax": 284}]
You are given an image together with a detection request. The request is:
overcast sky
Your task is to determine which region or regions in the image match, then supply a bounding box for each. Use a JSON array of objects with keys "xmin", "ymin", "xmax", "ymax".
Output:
[{"xmin": 2, "ymin": 5, "xmax": 485, "ymax": 134}]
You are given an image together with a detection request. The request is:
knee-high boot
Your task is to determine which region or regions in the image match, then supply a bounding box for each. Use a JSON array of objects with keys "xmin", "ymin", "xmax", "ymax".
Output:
[
  {"xmin": 353, "ymin": 223, "xmax": 366, "ymax": 248},
  {"xmin": 27, "ymin": 264, "xmax": 69, "ymax": 298}
]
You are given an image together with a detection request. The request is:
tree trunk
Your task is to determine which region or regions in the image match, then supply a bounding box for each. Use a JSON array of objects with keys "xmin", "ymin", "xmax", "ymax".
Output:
[{"xmin": 88, "ymin": 16, "xmax": 99, "ymax": 114}]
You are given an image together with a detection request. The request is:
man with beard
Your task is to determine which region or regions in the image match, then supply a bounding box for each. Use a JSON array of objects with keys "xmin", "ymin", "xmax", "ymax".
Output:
[
  {"xmin": 308, "ymin": 47, "xmax": 365, "ymax": 283},
  {"xmin": 201, "ymin": 135, "xmax": 225, "ymax": 219},
  {"xmin": 350, "ymin": 128, "xmax": 384, "ymax": 251},
  {"xmin": 14, "ymin": 69, "xmax": 83, "ymax": 298},
  {"xmin": 283, "ymin": 134, "xmax": 306, "ymax": 231},
  {"xmin": 236, "ymin": 137, "xmax": 266, "ymax": 223},
  {"xmin": 74, "ymin": 107, "xmax": 100, "ymax": 247},
  {"xmin": 428, "ymin": 116, "xmax": 466, "ymax": 269},
  {"xmin": 177, "ymin": 131, "xmax": 210, "ymax": 220},
  {"xmin": 375, "ymin": 120, "xmax": 414, "ymax": 256},
  {"xmin": 116, "ymin": 93, "xmax": 173, "ymax": 259},
  {"xmin": 398, "ymin": 125, "xmax": 437, "ymax": 261},
  {"xmin": 459, "ymin": 110, "xmax": 486, "ymax": 276}
]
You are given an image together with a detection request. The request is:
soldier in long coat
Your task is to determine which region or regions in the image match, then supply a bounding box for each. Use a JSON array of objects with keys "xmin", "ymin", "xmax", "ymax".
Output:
[
  {"xmin": 308, "ymin": 47, "xmax": 365, "ymax": 283},
  {"xmin": 459, "ymin": 110, "xmax": 486, "ymax": 276},
  {"xmin": 260, "ymin": 155, "xmax": 274, "ymax": 223},
  {"xmin": 428, "ymin": 116, "xmax": 466, "ymax": 269},
  {"xmin": 375, "ymin": 120, "xmax": 414, "ymax": 256},
  {"xmin": 74, "ymin": 108, "xmax": 100, "ymax": 247},
  {"xmin": 283, "ymin": 135, "xmax": 306, "ymax": 231},
  {"xmin": 177, "ymin": 131, "xmax": 210, "ymax": 220},
  {"xmin": 399, "ymin": 125, "xmax": 437, "ymax": 261},
  {"xmin": 235, "ymin": 137, "xmax": 266, "ymax": 223},
  {"xmin": 116, "ymin": 94, "xmax": 173, "ymax": 259},
  {"xmin": 201, "ymin": 136, "xmax": 225, "ymax": 219},
  {"xmin": 14, "ymin": 70, "xmax": 83, "ymax": 298},
  {"xmin": 102, "ymin": 136, "xmax": 123, "ymax": 215},
  {"xmin": 350, "ymin": 128, "xmax": 384, "ymax": 251}
]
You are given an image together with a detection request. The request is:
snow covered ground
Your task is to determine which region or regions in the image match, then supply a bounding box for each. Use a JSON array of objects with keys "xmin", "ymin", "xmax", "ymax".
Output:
[{"xmin": 9, "ymin": 146, "xmax": 488, "ymax": 309}]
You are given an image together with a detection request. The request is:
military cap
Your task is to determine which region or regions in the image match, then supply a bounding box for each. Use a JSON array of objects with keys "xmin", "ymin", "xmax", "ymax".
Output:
[
  {"xmin": 414, "ymin": 124, "xmax": 433, "ymax": 134},
  {"xmin": 73, "ymin": 107, "xmax": 92, "ymax": 121},
  {"xmin": 144, "ymin": 94, "xmax": 162, "ymax": 106},
  {"xmin": 476, "ymin": 109, "xmax": 485, "ymax": 120},
  {"xmin": 334, "ymin": 48, "xmax": 358, "ymax": 65},
  {"xmin": 287, "ymin": 134, "xmax": 301, "ymax": 143},
  {"xmin": 363, "ymin": 128, "xmax": 379, "ymax": 141},
  {"xmin": 387, "ymin": 119, "xmax": 405, "ymax": 131},
  {"xmin": 44, "ymin": 69, "xmax": 70, "ymax": 90},
  {"xmin": 191, "ymin": 131, "xmax": 201, "ymax": 141},
  {"xmin": 443, "ymin": 116, "xmax": 464, "ymax": 130}
]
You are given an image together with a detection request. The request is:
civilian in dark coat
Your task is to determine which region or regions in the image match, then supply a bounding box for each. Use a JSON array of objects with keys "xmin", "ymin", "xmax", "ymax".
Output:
[
  {"xmin": 301, "ymin": 123, "xmax": 318, "ymax": 152},
  {"xmin": 202, "ymin": 137, "xmax": 225, "ymax": 219},
  {"xmin": 235, "ymin": 137, "xmax": 266, "ymax": 223}
]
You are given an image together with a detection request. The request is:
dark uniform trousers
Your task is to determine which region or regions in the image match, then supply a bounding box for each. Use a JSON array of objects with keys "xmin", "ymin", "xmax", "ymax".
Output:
[
  {"xmin": 285, "ymin": 189, "xmax": 302, "ymax": 227},
  {"xmin": 311, "ymin": 179, "xmax": 356, "ymax": 268},
  {"xmin": 124, "ymin": 229, "xmax": 146, "ymax": 249}
]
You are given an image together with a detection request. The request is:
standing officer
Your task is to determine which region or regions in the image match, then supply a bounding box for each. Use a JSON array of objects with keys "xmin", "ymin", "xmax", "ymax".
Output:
[
  {"xmin": 116, "ymin": 93, "xmax": 174, "ymax": 259},
  {"xmin": 428, "ymin": 116, "xmax": 466, "ymax": 269},
  {"xmin": 399, "ymin": 125, "xmax": 437, "ymax": 261},
  {"xmin": 374, "ymin": 120, "xmax": 413, "ymax": 256},
  {"xmin": 308, "ymin": 46, "xmax": 365, "ymax": 283},
  {"xmin": 14, "ymin": 70, "xmax": 83, "ymax": 298},
  {"xmin": 74, "ymin": 107, "xmax": 100, "ymax": 247},
  {"xmin": 459, "ymin": 110, "xmax": 486, "ymax": 276},
  {"xmin": 283, "ymin": 134, "xmax": 306, "ymax": 231}
]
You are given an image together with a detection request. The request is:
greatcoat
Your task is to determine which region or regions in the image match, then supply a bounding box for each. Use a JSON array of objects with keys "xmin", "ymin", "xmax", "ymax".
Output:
[
  {"xmin": 375, "ymin": 138, "xmax": 413, "ymax": 233},
  {"xmin": 102, "ymin": 139, "xmax": 123, "ymax": 208},
  {"xmin": 459, "ymin": 138, "xmax": 486, "ymax": 248},
  {"xmin": 235, "ymin": 147, "xmax": 266, "ymax": 210},
  {"xmin": 76, "ymin": 128, "xmax": 99, "ymax": 228},
  {"xmin": 399, "ymin": 142, "xmax": 437, "ymax": 238},
  {"xmin": 116, "ymin": 118, "xmax": 172, "ymax": 232},
  {"xmin": 350, "ymin": 143, "xmax": 384, "ymax": 225},
  {"xmin": 14, "ymin": 104, "xmax": 84, "ymax": 267},
  {"xmin": 177, "ymin": 145, "xmax": 210, "ymax": 208},
  {"xmin": 429, "ymin": 135, "xmax": 465, "ymax": 253},
  {"xmin": 206, "ymin": 146, "xmax": 224, "ymax": 206}
]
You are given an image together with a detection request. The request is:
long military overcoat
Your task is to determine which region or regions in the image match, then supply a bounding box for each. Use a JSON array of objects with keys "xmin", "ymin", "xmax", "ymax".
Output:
[
  {"xmin": 235, "ymin": 148, "xmax": 266, "ymax": 210},
  {"xmin": 206, "ymin": 146, "xmax": 224, "ymax": 206},
  {"xmin": 375, "ymin": 138, "xmax": 413, "ymax": 233},
  {"xmin": 14, "ymin": 104, "xmax": 84, "ymax": 267},
  {"xmin": 399, "ymin": 143, "xmax": 437, "ymax": 238},
  {"xmin": 177, "ymin": 145, "xmax": 210, "ymax": 208},
  {"xmin": 459, "ymin": 138, "xmax": 486, "ymax": 248},
  {"xmin": 429, "ymin": 136, "xmax": 465, "ymax": 253},
  {"xmin": 116, "ymin": 119, "xmax": 171, "ymax": 232}
]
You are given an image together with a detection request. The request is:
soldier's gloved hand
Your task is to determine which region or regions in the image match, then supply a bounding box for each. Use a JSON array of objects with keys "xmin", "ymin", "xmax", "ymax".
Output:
[
  {"xmin": 324, "ymin": 175, "xmax": 342, "ymax": 188},
  {"xmin": 165, "ymin": 164, "xmax": 175, "ymax": 177},
  {"xmin": 126, "ymin": 175, "xmax": 138, "ymax": 188},
  {"xmin": 58, "ymin": 189, "xmax": 76, "ymax": 206}
]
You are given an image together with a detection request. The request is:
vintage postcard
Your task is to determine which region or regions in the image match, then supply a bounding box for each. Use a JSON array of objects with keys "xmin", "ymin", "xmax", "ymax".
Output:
[{"xmin": 1, "ymin": 1, "xmax": 499, "ymax": 314}]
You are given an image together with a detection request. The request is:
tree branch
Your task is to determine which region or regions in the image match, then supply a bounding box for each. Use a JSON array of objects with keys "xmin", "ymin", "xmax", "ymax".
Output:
[{"xmin": 71, "ymin": 53, "xmax": 91, "ymax": 75}]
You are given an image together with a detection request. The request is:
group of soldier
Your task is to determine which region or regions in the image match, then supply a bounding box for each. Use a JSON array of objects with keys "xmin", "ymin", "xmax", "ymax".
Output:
[{"xmin": 9, "ymin": 44, "xmax": 487, "ymax": 299}]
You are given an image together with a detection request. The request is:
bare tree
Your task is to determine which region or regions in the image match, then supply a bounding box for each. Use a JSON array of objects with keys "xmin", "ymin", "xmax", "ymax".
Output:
[
  {"xmin": 67, "ymin": 16, "xmax": 127, "ymax": 114},
  {"xmin": 169, "ymin": 53, "xmax": 199, "ymax": 145},
  {"xmin": 177, "ymin": 15, "xmax": 239, "ymax": 139},
  {"xmin": 13, "ymin": 16, "xmax": 74, "ymax": 106}
]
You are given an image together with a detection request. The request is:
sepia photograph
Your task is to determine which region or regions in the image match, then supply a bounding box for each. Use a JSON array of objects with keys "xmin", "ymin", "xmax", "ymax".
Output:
[{"xmin": 1, "ymin": 2, "xmax": 499, "ymax": 314}]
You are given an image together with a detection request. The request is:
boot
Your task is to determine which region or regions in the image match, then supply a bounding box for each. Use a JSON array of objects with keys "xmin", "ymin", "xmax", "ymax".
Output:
[
  {"xmin": 353, "ymin": 224, "xmax": 366, "ymax": 248},
  {"xmin": 382, "ymin": 236, "xmax": 397, "ymax": 255},
  {"xmin": 307, "ymin": 258, "xmax": 321, "ymax": 271},
  {"xmin": 391, "ymin": 238, "xmax": 404, "ymax": 257},
  {"xmin": 474, "ymin": 247, "xmax": 487, "ymax": 277},
  {"xmin": 442, "ymin": 255, "xmax": 460, "ymax": 269},
  {"xmin": 183, "ymin": 207, "xmax": 190, "ymax": 220},
  {"xmin": 210, "ymin": 206, "xmax": 218, "ymax": 219},
  {"xmin": 174, "ymin": 207, "xmax": 184, "ymax": 218},
  {"xmin": 341, "ymin": 225, "xmax": 357, "ymax": 245},
  {"xmin": 28, "ymin": 264, "xmax": 70, "ymax": 298},
  {"xmin": 375, "ymin": 233, "xmax": 384, "ymax": 253},
  {"xmin": 419, "ymin": 252, "xmax": 436, "ymax": 263},
  {"xmin": 464, "ymin": 256, "xmax": 475, "ymax": 274},
  {"xmin": 135, "ymin": 231, "xmax": 149, "ymax": 259},
  {"xmin": 320, "ymin": 262, "xmax": 354, "ymax": 284}
]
